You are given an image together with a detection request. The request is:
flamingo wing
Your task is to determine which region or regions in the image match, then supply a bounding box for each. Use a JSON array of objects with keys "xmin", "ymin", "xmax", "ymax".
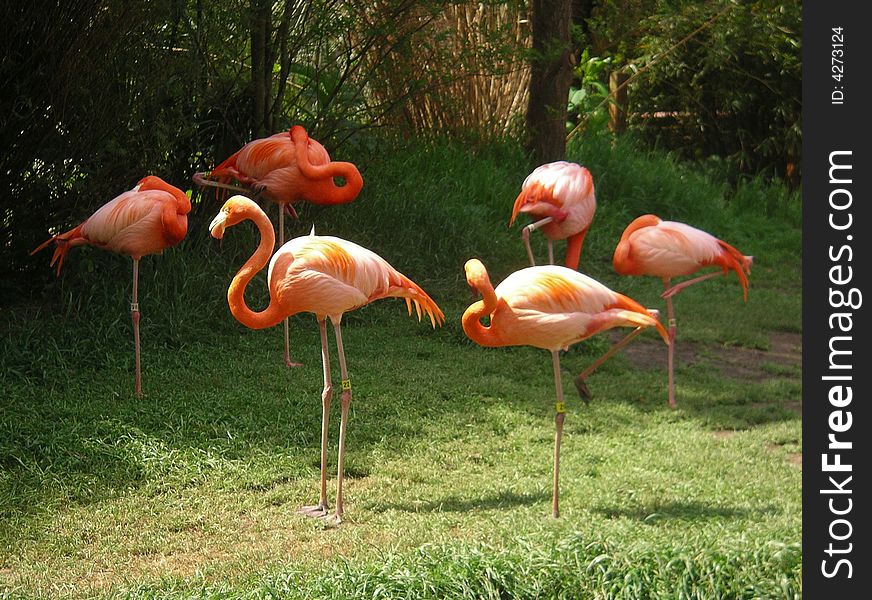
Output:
[
  {"xmin": 221, "ymin": 131, "xmax": 331, "ymax": 182},
  {"xmin": 268, "ymin": 235, "xmax": 443, "ymax": 326},
  {"xmin": 497, "ymin": 266, "xmax": 617, "ymax": 315},
  {"xmin": 626, "ymin": 220, "xmax": 724, "ymax": 277},
  {"xmin": 79, "ymin": 189, "xmax": 180, "ymax": 257}
]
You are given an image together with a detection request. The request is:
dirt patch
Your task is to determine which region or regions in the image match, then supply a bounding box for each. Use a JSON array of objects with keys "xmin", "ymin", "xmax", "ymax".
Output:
[
  {"xmin": 713, "ymin": 430, "xmax": 735, "ymax": 440},
  {"xmin": 765, "ymin": 443, "xmax": 803, "ymax": 469},
  {"xmin": 608, "ymin": 331, "xmax": 801, "ymax": 384}
]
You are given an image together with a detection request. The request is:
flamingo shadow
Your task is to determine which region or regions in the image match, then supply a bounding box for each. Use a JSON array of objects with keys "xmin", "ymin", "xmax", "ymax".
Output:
[
  {"xmin": 374, "ymin": 489, "xmax": 550, "ymax": 513},
  {"xmin": 593, "ymin": 500, "xmax": 780, "ymax": 523}
]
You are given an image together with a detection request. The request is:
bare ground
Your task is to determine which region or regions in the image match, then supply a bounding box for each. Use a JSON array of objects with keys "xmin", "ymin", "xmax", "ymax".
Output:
[{"xmin": 610, "ymin": 331, "xmax": 802, "ymax": 384}]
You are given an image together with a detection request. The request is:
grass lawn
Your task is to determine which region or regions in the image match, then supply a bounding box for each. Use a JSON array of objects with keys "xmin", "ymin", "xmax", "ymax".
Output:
[{"xmin": 1, "ymin": 135, "xmax": 801, "ymax": 598}]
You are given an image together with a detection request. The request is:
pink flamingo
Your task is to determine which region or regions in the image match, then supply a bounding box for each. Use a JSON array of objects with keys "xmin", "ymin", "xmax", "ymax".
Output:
[
  {"xmin": 612, "ymin": 214, "xmax": 753, "ymax": 407},
  {"xmin": 31, "ymin": 176, "xmax": 191, "ymax": 396},
  {"xmin": 462, "ymin": 258, "xmax": 667, "ymax": 517},
  {"xmin": 194, "ymin": 125, "xmax": 364, "ymax": 367},
  {"xmin": 209, "ymin": 195, "xmax": 443, "ymax": 524},
  {"xmin": 509, "ymin": 161, "xmax": 596, "ymax": 269}
]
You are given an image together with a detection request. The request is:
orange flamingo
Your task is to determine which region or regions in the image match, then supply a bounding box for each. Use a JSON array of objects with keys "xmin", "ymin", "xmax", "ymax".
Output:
[
  {"xmin": 209, "ymin": 195, "xmax": 443, "ymax": 524},
  {"xmin": 194, "ymin": 124, "xmax": 364, "ymax": 367},
  {"xmin": 612, "ymin": 214, "xmax": 753, "ymax": 407},
  {"xmin": 31, "ymin": 176, "xmax": 191, "ymax": 397},
  {"xmin": 462, "ymin": 258, "xmax": 667, "ymax": 518},
  {"xmin": 509, "ymin": 161, "xmax": 596, "ymax": 269}
]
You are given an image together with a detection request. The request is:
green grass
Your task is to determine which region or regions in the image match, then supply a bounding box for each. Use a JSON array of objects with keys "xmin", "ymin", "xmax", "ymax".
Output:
[{"xmin": 1, "ymin": 134, "xmax": 801, "ymax": 598}]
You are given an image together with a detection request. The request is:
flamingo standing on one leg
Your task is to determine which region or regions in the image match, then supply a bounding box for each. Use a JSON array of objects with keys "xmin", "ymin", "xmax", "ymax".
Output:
[
  {"xmin": 462, "ymin": 258, "xmax": 667, "ymax": 518},
  {"xmin": 31, "ymin": 176, "xmax": 191, "ymax": 397},
  {"xmin": 612, "ymin": 214, "xmax": 753, "ymax": 408},
  {"xmin": 509, "ymin": 161, "xmax": 596, "ymax": 269},
  {"xmin": 194, "ymin": 125, "xmax": 364, "ymax": 367},
  {"xmin": 209, "ymin": 195, "xmax": 443, "ymax": 524}
]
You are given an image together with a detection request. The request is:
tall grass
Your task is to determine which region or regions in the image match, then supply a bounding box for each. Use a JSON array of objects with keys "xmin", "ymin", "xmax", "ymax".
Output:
[{"xmin": 365, "ymin": 1, "xmax": 531, "ymax": 139}]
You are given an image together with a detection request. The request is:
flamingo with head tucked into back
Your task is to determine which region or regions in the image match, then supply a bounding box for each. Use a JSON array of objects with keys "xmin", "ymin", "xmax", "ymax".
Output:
[
  {"xmin": 194, "ymin": 125, "xmax": 364, "ymax": 367},
  {"xmin": 462, "ymin": 258, "xmax": 667, "ymax": 518},
  {"xmin": 612, "ymin": 214, "xmax": 753, "ymax": 407},
  {"xmin": 31, "ymin": 175, "xmax": 191, "ymax": 397},
  {"xmin": 509, "ymin": 161, "xmax": 596, "ymax": 270},
  {"xmin": 209, "ymin": 195, "xmax": 443, "ymax": 525}
]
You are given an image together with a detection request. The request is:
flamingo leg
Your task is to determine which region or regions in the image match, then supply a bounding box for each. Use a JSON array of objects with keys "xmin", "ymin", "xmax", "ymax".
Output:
[
  {"xmin": 661, "ymin": 271, "xmax": 723, "ymax": 299},
  {"xmin": 192, "ymin": 172, "xmax": 251, "ymax": 195},
  {"xmin": 521, "ymin": 217, "xmax": 554, "ymax": 267},
  {"xmin": 664, "ymin": 278, "xmax": 677, "ymax": 408},
  {"xmin": 278, "ymin": 207, "xmax": 302, "ymax": 368},
  {"xmin": 330, "ymin": 318, "xmax": 352, "ymax": 524},
  {"xmin": 300, "ymin": 319, "xmax": 332, "ymax": 517},
  {"xmin": 131, "ymin": 258, "xmax": 142, "ymax": 397},
  {"xmin": 551, "ymin": 350, "xmax": 566, "ymax": 518},
  {"xmin": 573, "ymin": 326, "xmax": 645, "ymax": 400},
  {"xmin": 547, "ymin": 239, "xmax": 555, "ymax": 265}
]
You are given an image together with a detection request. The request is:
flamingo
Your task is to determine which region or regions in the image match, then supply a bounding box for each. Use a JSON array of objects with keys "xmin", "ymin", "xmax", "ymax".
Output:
[
  {"xmin": 209, "ymin": 195, "xmax": 443, "ymax": 524},
  {"xmin": 612, "ymin": 214, "xmax": 753, "ymax": 407},
  {"xmin": 509, "ymin": 161, "xmax": 596, "ymax": 269},
  {"xmin": 31, "ymin": 175, "xmax": 191, "ymax": 397},
  {"xmin": 462, "ymin": 258, "xmax": 667, "ymax": 518},
  {"xmin": 194, "ymin": 124, "xmax": 364, "ymax": 367}
]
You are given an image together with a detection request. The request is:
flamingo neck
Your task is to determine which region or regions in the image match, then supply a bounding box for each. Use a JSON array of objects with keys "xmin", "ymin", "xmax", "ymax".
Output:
[
  {"xmin": 227, "ymin": 208, "xmax": 287, "ymax": 330},
  {"xmin": 461, "ymin": 282, "xmax": 502, "ymax": 347},
  {"xmin": 613, "ymin": 215, "xmax": 661, "ymax": 276},
  {"xmin": 564, "ymin": 228, "xmax": 587, "ymax": 270},
  {"xmin": 293, "ymin": 133, "xmax": 363, "ymax": 205}
]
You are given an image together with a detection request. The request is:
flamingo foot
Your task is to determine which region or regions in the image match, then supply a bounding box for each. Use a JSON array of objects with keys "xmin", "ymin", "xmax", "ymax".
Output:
[
  {"xmin": 660, "ymin": 285, "xmax": 682, "ymax": 299},
  {"xmin": 285, "ymin": 358, "xmax": 304, "ymax": 368},
  {"xmin": 298, "ymin": 503, "xmax": 329, "ymax": 518},
  {"xmin": 323, "ymin": 513, "xmax": 343, "ymax": 527},
  {"xmin": 573, "ymin": 374, "xmax": 592, "ymax": 402}
]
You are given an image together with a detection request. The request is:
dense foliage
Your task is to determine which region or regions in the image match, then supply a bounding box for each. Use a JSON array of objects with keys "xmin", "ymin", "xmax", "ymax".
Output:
[
  {"xmin": 584, "ymin": 0, "xmax": 801, "ymax": 183},
  {"xmin": 1, "ymin": 0, "xmax": 800, "ymax": 304}
]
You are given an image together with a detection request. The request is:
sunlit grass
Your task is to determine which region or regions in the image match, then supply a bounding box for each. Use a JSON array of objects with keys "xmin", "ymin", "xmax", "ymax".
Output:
[{"xmin": 1, "ymin": 135, "xmax": 800, "ymax": 598}]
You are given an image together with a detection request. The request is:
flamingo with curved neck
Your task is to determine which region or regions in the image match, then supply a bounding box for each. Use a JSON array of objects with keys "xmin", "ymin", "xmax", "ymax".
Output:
[
  {"xmin": 462, "ymin": 258, "xmax": 667, "ymax": 518},
  {"xmin": 195, "ymin": 124, "xmax": 364, "ymax": 367},
  {"xmin": 211, "ymin": 196, "xmax": 443, "ymax": 525},
  {"xmin": 509, "ymin": 161, "xmax": 596, "ymax": 270}
]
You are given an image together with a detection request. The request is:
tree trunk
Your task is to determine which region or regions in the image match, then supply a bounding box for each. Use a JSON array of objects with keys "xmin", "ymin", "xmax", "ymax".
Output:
[
  {"xmin": 250, "ymin": 0, "xmax": 270, "ymax": 137},
  {"xmin": 526, "ymin": 0, "xmax": 573, "ymax": 165},
  {"xmin": 609, "ymin": 70, "xmax": 629, "ymax": 133}
]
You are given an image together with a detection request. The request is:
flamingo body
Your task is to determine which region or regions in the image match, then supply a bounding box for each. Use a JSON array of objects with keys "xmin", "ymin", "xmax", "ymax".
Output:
[
  {"xmin": 208, "ymin": 125, "xmax": 362, "ymax": 209},
  {"xmin": 612, "ymin": 214, "xmax": 752, "ymax": 299},
  {"xmin": 509, "ymin": 162, "xmax": 596, "ymax": 269},
  {"xmin": 464, "ymin": 263, "xmax": 666, "ymax": 351},
  {"xmin": 264, "ymin": 234, "xmax": 442, "ymax": 326},
  {"xmin": 33, "ymin": 176, "xmax": 190, "ymax": 274}
]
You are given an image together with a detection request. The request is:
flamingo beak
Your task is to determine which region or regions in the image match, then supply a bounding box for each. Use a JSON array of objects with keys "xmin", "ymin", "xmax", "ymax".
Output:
[{"xmin": 209, "ymin": 210, "xmax": 227, "ymax": 240}]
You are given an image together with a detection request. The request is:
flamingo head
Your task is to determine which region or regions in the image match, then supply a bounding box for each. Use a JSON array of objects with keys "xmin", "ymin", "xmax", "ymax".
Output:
[
  {"xmin": 463, "ymin": 258, "xmax": 493, "ymax": 296},
  {"xmin": 289, "ymin": 124, "xmax": 308, "ymax": 144},
  {"xmin": 209, "ymin": 195, "xmax": 260, "ymax": 240}
]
